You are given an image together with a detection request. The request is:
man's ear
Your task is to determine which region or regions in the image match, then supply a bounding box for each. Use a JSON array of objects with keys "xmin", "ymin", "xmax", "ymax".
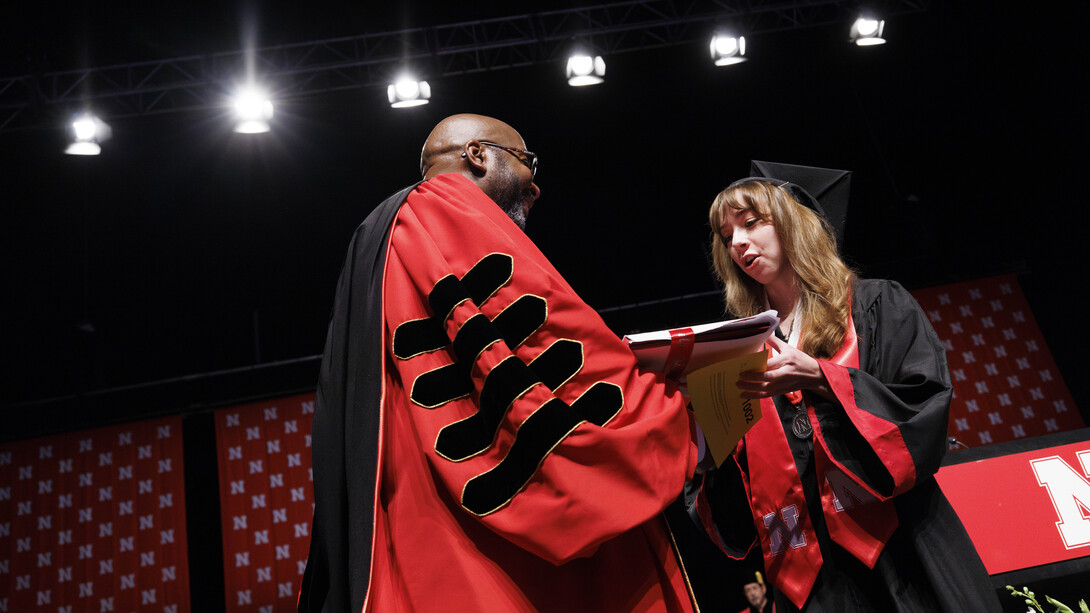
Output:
[{"xmin": 462, "ymin": 140, "xmax": 487, "ymax": 176}]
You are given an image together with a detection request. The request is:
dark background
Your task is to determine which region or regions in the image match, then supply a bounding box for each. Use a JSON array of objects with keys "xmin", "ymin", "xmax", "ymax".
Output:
[
  {"xmin": 1, "ymin": 1, "xmax": 1088, "ymax": 611},
  {"xmin": 3, "ymin": 1, "xmax": 1086, "ymax": 429}
]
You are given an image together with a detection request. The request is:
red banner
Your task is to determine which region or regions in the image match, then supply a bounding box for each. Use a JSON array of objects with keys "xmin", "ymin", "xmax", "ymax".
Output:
[
  {"xmin": 214, "ymin": 393, "xmax": 315, "ymax": 612},
  {"xmin": 0, "ymin": 416, "xmax": 190, "ymax": 613},
  {"xmin": 936, "ymin": 439, "xmax": 1090, "ymax": 574},
  {"xmin": 911, "ymin": 275, "xmax": 1083, "ymax": 447}
]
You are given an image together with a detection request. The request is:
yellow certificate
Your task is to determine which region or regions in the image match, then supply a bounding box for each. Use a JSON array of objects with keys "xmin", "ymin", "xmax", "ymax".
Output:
[{"xmin": 686, "ymin": 350, "xmax": 768, "ymax": 467}]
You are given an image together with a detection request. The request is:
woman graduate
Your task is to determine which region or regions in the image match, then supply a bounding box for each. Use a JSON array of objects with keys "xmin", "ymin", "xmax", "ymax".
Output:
[{"xmin": 688, "ymin": 162, "xmax": 1000, "ymax": 612}]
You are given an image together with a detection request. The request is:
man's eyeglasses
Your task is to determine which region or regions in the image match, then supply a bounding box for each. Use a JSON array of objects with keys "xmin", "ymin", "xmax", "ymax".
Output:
[{"xmin": 479, "ymin": 141, "xmax": 538, "ymax": 179}]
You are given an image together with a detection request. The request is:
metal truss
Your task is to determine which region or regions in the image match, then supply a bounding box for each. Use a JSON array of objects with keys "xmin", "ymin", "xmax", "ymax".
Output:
[{"xmin": 0, "ymin": 0, "xmax": 927, "ymax": 132}]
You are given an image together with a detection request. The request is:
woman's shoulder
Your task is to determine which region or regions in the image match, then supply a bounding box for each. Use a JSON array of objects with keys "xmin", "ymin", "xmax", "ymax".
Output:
[
  {"xmin": 852, "ymin": 277, "xmax": 918, "ymax": 310},
  {"xmin": 853, "ymin": 276, "xmax": 903, "ymax": 297}
]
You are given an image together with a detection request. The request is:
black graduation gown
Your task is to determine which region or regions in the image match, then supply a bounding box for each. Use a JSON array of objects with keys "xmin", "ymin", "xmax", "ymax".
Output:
[{"xmin": 693, "ymin": 279, "xmax": 1002, "ymax": 613}]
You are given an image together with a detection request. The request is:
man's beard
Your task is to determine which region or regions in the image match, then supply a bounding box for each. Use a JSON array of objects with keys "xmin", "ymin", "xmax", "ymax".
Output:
[
  {"xmin": 493, "ymin": 162, "xmax": 528, "ymax": 230},
  {"xmin": 501, "ymin": 199, "xmax": 527, "ymax": 230}
]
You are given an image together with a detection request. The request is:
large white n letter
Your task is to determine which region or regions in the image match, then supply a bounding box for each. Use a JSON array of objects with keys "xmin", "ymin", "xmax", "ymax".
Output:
[{"xmin": 1031, "ymin": 451, "xmax": 1090, "ymax": 549}]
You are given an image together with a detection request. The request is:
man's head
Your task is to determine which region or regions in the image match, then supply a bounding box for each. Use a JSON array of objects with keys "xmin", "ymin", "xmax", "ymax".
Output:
[
  {"xmin": 743, "ymin": 579, "xmax": 767, "ymax": 608},
  {"xmin": 420, "ymin": 114, "xmax": 541, "ymax": 230}
]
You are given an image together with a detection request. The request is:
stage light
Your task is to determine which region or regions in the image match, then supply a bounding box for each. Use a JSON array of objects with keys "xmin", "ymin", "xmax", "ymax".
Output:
[
  {"xmin": 710, "ymin": 33, "xmax": 747, "ymax": 66},
  {"xmin": 565, "ymin": 53, "xmax": 605, "ymax": 86},
  {"xmin": 65, "ymin": 114, "xmax": 111, "ymax": 156},
  {"xmin": 850, "ymin": 16, "xmax": 886, "ymax": 46},
  {"xmin": 232, "ymin": 87, "xmax": 274, "ymax": 133},
  {"xmin": 387, "ymin": 78, "xmax": 431, "ymax": 108}
]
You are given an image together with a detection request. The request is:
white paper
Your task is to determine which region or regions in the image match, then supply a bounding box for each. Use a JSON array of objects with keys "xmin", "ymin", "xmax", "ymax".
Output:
[{"xmin": 624, "ymin": 310, "xmax": 780, "ymax": 378}]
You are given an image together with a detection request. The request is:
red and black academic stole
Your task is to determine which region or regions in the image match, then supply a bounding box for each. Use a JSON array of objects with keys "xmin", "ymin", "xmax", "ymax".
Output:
[
  {"xmin": 810, "ymin": 316, "xmax": 899, "ymax": 568},
  {"xmin": 745, "ymin": 396, "xmax": 822, "ymax": 610}
]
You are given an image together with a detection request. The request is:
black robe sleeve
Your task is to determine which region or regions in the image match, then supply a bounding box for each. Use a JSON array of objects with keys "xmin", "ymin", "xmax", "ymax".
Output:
[{"xmin": 812, "ymin": 278, "xmax": 952, "ymax": 497}]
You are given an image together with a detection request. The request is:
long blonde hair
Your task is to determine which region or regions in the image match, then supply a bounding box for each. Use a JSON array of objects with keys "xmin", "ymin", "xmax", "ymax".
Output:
[{"xmin": 708, "ymin": 180, "xmax": 855, "ymax": 359}]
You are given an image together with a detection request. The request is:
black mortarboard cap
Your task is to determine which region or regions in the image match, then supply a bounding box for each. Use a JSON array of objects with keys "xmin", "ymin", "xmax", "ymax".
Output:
[{"xmin": 731, "ymin": 160, "xmax": 852, "ymax": 243}]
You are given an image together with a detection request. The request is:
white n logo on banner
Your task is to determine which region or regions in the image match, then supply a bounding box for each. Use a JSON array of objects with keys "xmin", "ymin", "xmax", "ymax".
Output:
[{"xmin": 1031, "ymin": 450, "xmax": 1090, "ymax": 549}]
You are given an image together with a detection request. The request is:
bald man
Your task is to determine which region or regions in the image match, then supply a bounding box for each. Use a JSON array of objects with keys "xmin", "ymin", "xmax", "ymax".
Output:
[
  {"xmin": 418, "ymin": 113, "xmax": 540, "ymax": 230},
  {"xmin": 300, "ymin": 114, "xmax": 699, "ymax": 612}
]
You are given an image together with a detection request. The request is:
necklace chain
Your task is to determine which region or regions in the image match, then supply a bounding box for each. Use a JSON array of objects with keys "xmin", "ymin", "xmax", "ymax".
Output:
[
  {"xmin": 780, "ymin": 302, "xmax": 812, "ymax": 439},
  {"xmin": 781, "ymin": 312, "xmax": 795, "ymax": 343}
]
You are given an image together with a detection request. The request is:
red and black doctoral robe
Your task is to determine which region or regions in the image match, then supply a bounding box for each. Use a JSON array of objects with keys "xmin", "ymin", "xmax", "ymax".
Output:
[
  {"xmin": 300, "ymin": 173, "xmax": 699, "ymax": 612},
  {"xmin": 691, "ymin": 279, "xmax": 1001, "ymax": 613}
]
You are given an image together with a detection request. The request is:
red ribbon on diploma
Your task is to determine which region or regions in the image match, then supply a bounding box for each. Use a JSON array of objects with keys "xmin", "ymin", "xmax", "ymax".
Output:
[{"xmin": 663, "ymin": 327, "xmax": 695, "ymax": 379}]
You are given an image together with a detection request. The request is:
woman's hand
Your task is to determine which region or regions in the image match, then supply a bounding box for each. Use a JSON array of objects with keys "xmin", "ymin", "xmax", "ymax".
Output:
[{"xmin": 737, "ymin": 335, "xmax": 834, "ymax": 400}]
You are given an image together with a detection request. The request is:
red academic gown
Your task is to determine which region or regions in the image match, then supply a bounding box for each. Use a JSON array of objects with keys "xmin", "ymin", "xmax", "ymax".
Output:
[{"xmin": 300, "ymin": 173, "xmax": 699, "ymax": 613}]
